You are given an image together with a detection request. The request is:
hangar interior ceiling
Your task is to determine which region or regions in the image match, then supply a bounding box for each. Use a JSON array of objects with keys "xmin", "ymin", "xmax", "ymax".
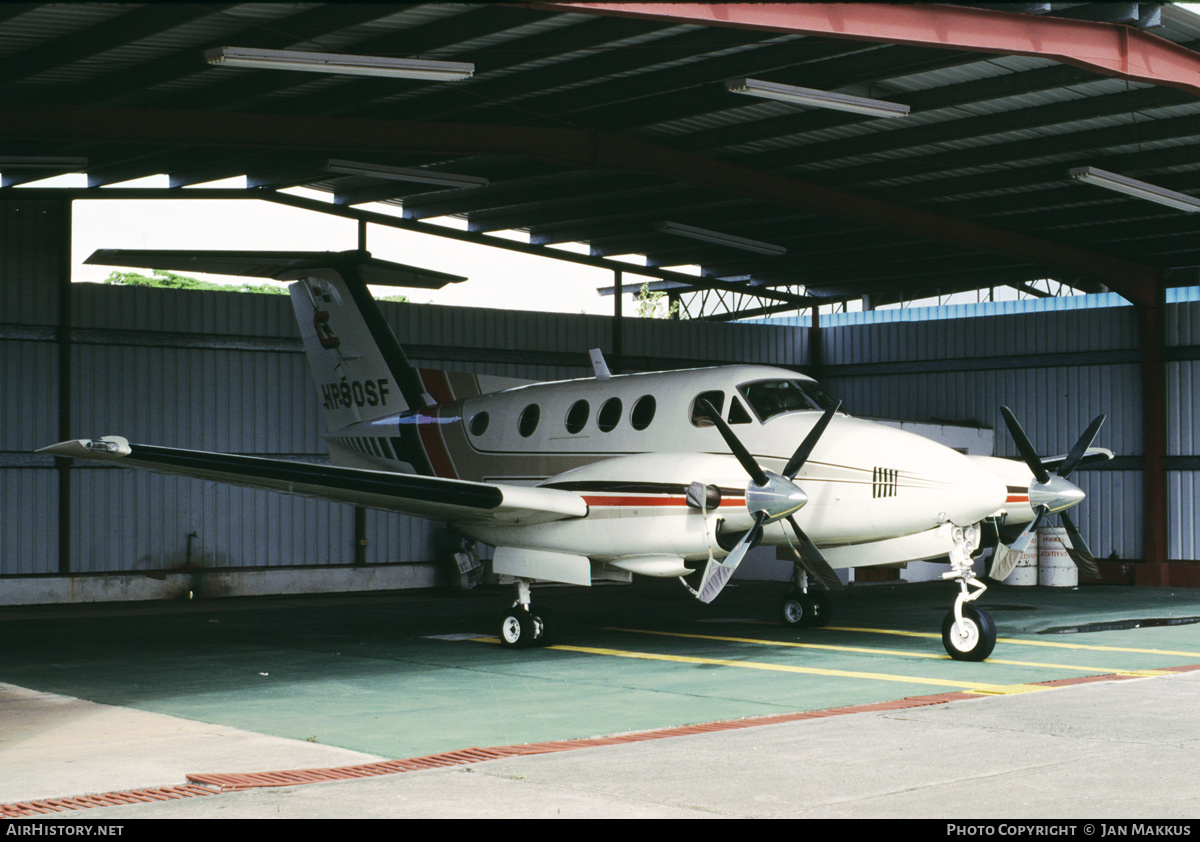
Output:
[{"xmin": 3, "ymin": 2, "xmax": 1200, "ymax": 319}]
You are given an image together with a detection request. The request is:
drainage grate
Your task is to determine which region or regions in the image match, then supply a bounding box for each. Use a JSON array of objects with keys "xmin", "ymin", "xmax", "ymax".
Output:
[{"xmin": 1, "ymin": 785, "xmax": 219, "ymax": 818}]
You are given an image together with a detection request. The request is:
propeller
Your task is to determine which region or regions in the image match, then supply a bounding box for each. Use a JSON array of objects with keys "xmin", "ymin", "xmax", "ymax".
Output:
[
  {"xmin": 695, "ymin": 399, "xmax": 843, "ymax": 603},
  {"xmin": 990, "ymin": 407, "xmax": 1104, "ymax": 581}
]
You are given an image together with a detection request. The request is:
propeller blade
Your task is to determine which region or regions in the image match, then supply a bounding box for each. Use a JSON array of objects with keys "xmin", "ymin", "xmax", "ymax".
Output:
[
  {"xmin": 785, "ymin": 515, "xmax": 843, "ymax": 591},
  {"xmin": 698, "ymin": 398, "xmax": 768, "ymax": 487},
  {"xmin": 1000, "ymin": 406, "xmax": 1051, "ymax": 484},
  {"xmin": 1060, "ymin": 511, "xmax": 1101, "ymax": 579},
  {"xmin": 782, "ymin": 401, "xmax": 841, "ymax": 480},
  {"xmin": 1058, "ymin": 415, "xmax": 1106, "ymax": 480},
  {"xmin": 697, "ymin": 511, "xmax": 766, "ymax": 604}
]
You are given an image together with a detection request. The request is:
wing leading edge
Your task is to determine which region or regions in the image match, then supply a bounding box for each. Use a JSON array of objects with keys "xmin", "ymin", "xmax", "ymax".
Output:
[{"xmin": 40, "ymin": 437, "xmax": 587, "ymax": 526}]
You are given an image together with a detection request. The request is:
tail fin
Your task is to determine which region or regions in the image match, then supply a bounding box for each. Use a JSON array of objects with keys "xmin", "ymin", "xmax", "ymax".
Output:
[
  {"xmin": 279, "ymin": 252, "xmax": 467, "ymax": 476},
  {"xmin": 288, "ymin": 264, "xmax": 426, "ymax": 432}
]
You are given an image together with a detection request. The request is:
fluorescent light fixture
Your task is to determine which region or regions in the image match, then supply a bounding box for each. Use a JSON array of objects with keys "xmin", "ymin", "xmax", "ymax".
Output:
[
  {"xmin": 1069, "ymin": 166, "xmax": 1200, "ymax": 213},
  {"xmin": 657, "ymin": 221, "xmax": 786, "ymax": 256},
  {"xmin": 0, "ymin": 156, "xmax": 87, "ymax": 169},
  {"xmin": 205, "ymin": 47, "xmax": 473, "ymax": 81},
  {"xmin": 324, "ymin": 159, "xmax": 488, "ymax": 188},
  {"xmin": 726, "ymin": 78, "xmax": 909, "ymax": 118}
]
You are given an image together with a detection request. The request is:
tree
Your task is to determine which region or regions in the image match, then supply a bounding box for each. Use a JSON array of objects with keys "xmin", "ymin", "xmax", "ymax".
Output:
[
  {"xmin": 101, "ymin": 269, "xmax": 287, "ymax": 295},
  {"xmin": 635, "ymin": 282, "xmax": 682, "ymax": 319},
  {"xmin": 101, "ymin": 270, "xmax": 411, "ymax": 303}
]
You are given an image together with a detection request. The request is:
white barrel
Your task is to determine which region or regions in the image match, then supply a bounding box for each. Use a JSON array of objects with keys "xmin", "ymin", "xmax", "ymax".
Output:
[
  {"xmin": 1005, "ymin": 540, "xmax": 1040, "ymax": 586},
  {"xmin": 1038, "ymin": 527, "xmax": 1077, "ymax": 587}
]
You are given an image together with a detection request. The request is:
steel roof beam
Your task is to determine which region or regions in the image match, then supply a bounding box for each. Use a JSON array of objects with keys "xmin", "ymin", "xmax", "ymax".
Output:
[
  {"xmin": 355, "ymin": 19, "xmax": 778, "ymax": 126},
  {"xmin": 34, "ymin": 4, "xmax": 403, "ymax": 110},
  {"xmin": 549, "ymin": 2, "xmax": 1200, "ymax": 97},
  {"xmin": 579, "ymin": 44, "xmax": 983, "ymax": 134},
  {"xmin": 745, "ymin": 81, "xmax": 1195, "ymax": 176},
  {"xmin": 678, "ymin": 61, "xmax": 1098, "ymax": 156},
  {"xmin": 149, "ymin": 5, "xmax": 549, "ymax": 114},
  {"xmin": 483, "ymin": 37, "xmax": 887, "ymax": 131},
  {"xmin": 8, "ymin": 183, "xmax": 812, "ymax": 306},
  {"xmin": 0, "ymin": 102, "xmax": 1158, "ymax": 304},
  {"xmin": 0, "ymin": 4, "xmax": 229, "ymax": 93}
]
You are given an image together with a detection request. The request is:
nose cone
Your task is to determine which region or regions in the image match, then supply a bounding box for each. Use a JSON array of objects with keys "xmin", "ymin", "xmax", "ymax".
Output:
[
  {"xmin": 747, "ymin": 471, "xmax": 809, "ymax": 522},
  {"xmin": 1031, "ymin": 474, "xmax": 1086, "ymax": 514}
]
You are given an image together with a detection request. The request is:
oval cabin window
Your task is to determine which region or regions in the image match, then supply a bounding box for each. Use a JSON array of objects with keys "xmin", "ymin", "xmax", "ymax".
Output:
[
  {"xmin": 597, "ymin": 398, "xmax": 623, "ymax": 432},
  {"xmin": 631, "ymin": 395, "xmax": 656, "ymax": 430},
  {"xmin": 565, "ymin": 400, "xmax": 589, "ymax": 434},
  {"xmin": 469, "ymin": 411, "xmax": 489, "ymax": 436},
  {"xmin": 518, "ymin": 404, "xmax": 540, "ymax": 438}
]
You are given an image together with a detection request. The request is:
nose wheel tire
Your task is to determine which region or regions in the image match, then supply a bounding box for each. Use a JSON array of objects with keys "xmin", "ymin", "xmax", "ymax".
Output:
[
  {"xmin": 499, "ymin": 608, "xmax": 545, "ymax": 649},
  {"xmin": 941, "ymin": 604, "xmax": 996, "ymax": 661}
]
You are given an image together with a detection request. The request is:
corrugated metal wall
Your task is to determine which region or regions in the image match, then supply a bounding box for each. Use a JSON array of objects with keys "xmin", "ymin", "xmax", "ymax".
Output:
[
  {"xmin": 1167, "ymin": 301, "xmax": 1200, "ymax": 560},
  {"xmin": 1, "ymin": 201, "xmax": 63, "ymax": 575},
  {"xmin": 3, "ymin": 192, "xmax": 805, "ymax": 580},
  {"xmin": 58, "ymin": 289, "xmax": 804, "ymax": 574},
  {"xmin": 820, "ymin": 302, "xmax": 1200, "ymax": 563},
  {"xmin": 4, "ymin": 198, "xmax": 1199, "ymax": 584}
]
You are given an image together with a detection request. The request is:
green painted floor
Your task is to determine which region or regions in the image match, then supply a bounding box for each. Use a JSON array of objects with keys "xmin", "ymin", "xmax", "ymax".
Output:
[{"xmin": 4, "ymin": 580, "xmax": 1200, "ymax": 761}]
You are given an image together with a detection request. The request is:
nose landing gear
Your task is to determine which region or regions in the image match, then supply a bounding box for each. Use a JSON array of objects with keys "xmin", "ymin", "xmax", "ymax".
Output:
[{"xmin": 941, "ymin": 523, "xmax": 996, "ymax": 661}]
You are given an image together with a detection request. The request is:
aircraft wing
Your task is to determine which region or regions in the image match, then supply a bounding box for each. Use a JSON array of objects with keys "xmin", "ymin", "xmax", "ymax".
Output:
[{"xmin": 39, "ymin": 437, "xmax": 587, "ymax": 526}]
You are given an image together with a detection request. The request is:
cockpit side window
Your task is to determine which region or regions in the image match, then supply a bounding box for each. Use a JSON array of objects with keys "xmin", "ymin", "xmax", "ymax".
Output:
[
  {"xmin": 690, "ymin": 390, "xmax": 725, "ymax": 427},
  {"xmin": 728, "ymin": 397, "xmax": 753, "ymax": 425},
  {"xmin": 738, "ymin": 379, "xmax": 838, "ymax": 421}
]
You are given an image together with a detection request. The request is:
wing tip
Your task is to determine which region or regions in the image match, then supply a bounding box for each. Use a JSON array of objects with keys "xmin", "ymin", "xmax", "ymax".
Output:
[{"xmin": 38, "ymin": 436, "xmax": 130, "ymax": 459}]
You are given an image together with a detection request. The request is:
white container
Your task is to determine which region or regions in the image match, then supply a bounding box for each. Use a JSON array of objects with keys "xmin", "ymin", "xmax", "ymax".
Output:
[
  {"xmin": 1004, "ymin": 540, "xmax": 1040, "ymax": 586},
  {"xmin": 1038, "ymin": 527, "xmax": 1077, "ymax": 587}
]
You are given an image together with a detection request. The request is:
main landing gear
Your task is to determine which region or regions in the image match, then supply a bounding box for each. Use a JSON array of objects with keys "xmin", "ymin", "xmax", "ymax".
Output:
[
  {"xmin": 779, "ymin": 568, "xmax": 833, "ymax": 629},
  {"xmin": 941, "ymin": 523, "xmax": 996, "ymax": 661},
  {"xmin": 498, "ymin": 578, "xmax": 546, "ymax": 649}
]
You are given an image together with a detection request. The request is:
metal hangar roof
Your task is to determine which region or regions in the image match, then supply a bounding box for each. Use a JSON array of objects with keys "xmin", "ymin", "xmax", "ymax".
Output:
[{"xmin": 3, "ymin": 2, "xmax": 1200, "ymax": 318}]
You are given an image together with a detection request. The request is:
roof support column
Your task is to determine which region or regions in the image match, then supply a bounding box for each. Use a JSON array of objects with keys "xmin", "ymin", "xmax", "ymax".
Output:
[
  {"xmin": 1136, "ymin": 285, "xmax": 1168, "ymax": 584},
  {"xmin": 612, "ymin": 268, "xmax": 623, "ymax": 374},
  {"xmin": 57, "ymin": 199, "xmax": 72, "ymax": 576},
  {"xmin": 808, "ymin": 305, "xmax": 823, "ymax": 374}
]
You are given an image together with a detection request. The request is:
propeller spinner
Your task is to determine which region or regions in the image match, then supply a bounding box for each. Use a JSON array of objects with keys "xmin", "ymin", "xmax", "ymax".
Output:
[
  {"xmin": 694, "ymin": 399, "xmax": 843, "ymax": 603},
  {"xmin": 991, "ymin": 407, "xmax": 1104, "ymax": 581}
]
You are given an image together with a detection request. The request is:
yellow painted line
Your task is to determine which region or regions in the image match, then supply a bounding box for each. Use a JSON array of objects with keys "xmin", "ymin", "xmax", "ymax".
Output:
[
  {"xmin": 606, "ymin": 627, "xmax": 1167, "ymax": 676},
  {"xmin": 547, "ymin": 643, "xmax": 1042, "ymax": 694},
  {"xmin": 828, "ymin": 626, "xmax": 1200, "ymax": 659}
]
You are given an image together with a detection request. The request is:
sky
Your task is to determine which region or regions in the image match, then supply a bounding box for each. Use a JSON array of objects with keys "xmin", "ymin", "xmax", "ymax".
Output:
[{"xmin": 63, "ymin": 175, "xmax": 657, "ymax": 316}]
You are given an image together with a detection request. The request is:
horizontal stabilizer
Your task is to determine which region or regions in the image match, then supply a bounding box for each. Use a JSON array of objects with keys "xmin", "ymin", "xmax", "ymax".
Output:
[
  {"xmin": 1040, "ymin": 447, "xmax": 1114, "ymax": 472},
  {"xmin": 86, "ymin": 249, "xmax": 467, "ymax": 289},
  {"xmin": 39, "ymin": 437, "xmax": 586, "ymax": 526}
]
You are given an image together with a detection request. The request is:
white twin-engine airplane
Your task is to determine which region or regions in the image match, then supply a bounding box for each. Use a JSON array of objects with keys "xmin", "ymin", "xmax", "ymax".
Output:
[{"xmin": 45, "ymin": 250, "xmax": 1113, "ymax": 661}]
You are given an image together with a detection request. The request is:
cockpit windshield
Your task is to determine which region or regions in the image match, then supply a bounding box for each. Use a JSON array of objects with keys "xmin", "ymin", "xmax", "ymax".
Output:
[{"xmin": 737, "ymin": 379, "xmax": 841, "ymax": 422}]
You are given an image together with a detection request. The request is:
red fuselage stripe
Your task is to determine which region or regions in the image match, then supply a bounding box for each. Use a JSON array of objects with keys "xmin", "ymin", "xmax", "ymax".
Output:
[{"xmin": 417, "ymin": 369, "xmax": 456, "ymax": 405}]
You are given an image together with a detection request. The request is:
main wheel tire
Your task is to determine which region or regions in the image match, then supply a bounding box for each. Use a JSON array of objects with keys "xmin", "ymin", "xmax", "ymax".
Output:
[
  {"xmin": 809, "ymin": 590, "xmax": 833, "ymax": 628},
  {"xmin": 499, "ymin": 608, "xmax": 544, "ymax": 649},
  {"xmin": 941, "ymin": 605, "xmax": 997, "ymax": 661},
  {"xmin": 780, "ymin": 590, "xmax": 816, "ymax": 627}
]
